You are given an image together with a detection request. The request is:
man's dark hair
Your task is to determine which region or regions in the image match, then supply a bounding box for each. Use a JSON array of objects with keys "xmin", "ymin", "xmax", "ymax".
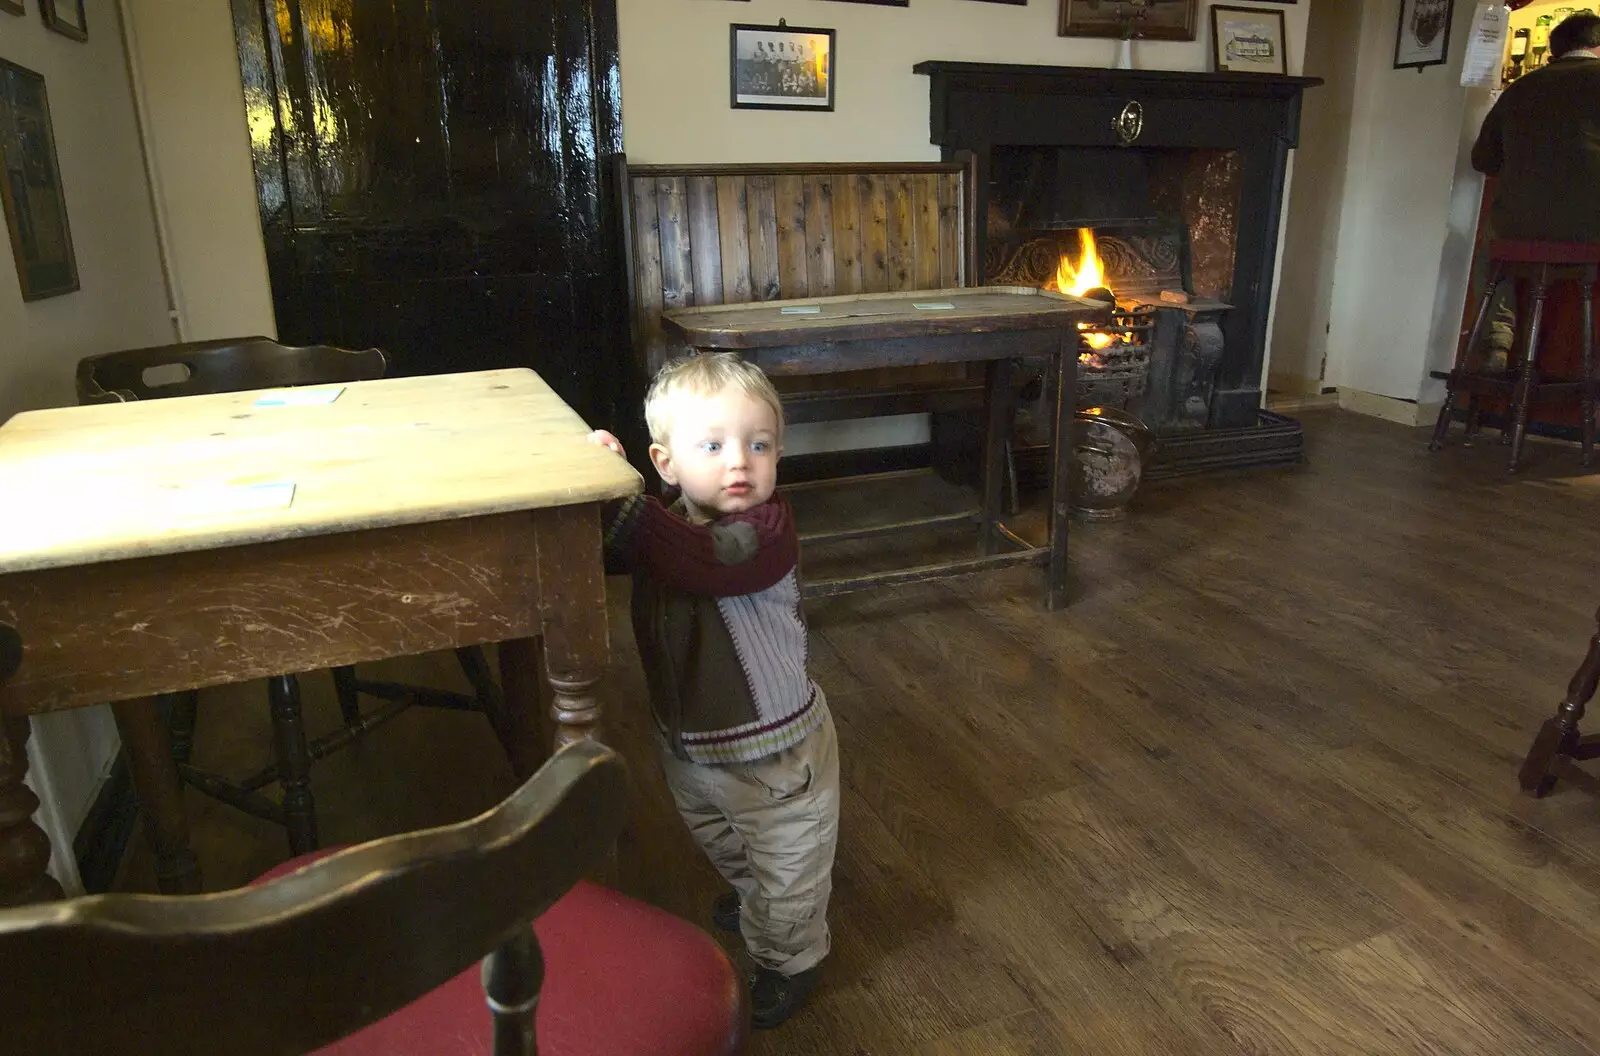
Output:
[{"xmin": 1551, "ymin": 13, "xmax": 1600, "ymax": 58}]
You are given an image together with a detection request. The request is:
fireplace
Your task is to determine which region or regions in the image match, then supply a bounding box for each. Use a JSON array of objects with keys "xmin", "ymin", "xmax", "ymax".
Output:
[{"xmin": 915, "ymin": 62, "xmax": 1322, "ymax": 478}]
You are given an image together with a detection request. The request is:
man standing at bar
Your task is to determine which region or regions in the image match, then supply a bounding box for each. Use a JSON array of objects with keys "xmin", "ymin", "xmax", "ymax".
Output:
[{"xmin": 1469, "ymin": 12, "xmax": 1600, "ymax": 370}]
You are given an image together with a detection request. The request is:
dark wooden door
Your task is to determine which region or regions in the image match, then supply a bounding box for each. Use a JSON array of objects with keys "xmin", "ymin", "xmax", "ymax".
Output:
[{"xmin": 231, "ymin": 0, "xmax": 629, "ymax": 425}]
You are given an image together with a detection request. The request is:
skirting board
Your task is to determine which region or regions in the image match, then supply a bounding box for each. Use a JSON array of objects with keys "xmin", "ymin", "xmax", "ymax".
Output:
[{"xmin": 1337, "ymin": 388, "xmax": 1444, "ymax": 428}]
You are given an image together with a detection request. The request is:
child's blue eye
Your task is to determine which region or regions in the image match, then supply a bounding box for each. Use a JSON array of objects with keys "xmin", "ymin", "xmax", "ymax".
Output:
[
  {"xmin": 752, "ymin": 441, "xmax": 770, "ymax": 453},
  {"xmin": 701, "ymin": 440, "xmax": 722, "ymax": 454}
]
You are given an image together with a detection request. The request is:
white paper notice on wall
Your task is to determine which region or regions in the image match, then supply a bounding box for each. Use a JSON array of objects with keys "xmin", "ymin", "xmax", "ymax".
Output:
[{"xmin": 1462, "ymin": 4, "xmax": 1510, "ymax": 88}]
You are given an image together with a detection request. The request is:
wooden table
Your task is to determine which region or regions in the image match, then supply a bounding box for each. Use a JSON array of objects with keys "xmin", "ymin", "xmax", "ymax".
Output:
[
  {"xmin": 663, "ymin": 287, "xmax": 1106, "ymax": 610},
  {"xmin": 0, "ymin": 368, "xmax": 641, "ymax": 904}
]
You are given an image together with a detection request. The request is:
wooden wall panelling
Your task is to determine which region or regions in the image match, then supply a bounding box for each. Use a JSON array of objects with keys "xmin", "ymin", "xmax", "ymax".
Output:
[
  {"xmin": 832, "ymin": 174, "xmax": 865, "ymax": 296},
  {"xmin": 804, "ymin": 176, "xmax": 838, "ymax": 298},
  {"xmin": 746, "ymin": 175, "xmax": 781, "ymax": 302},
  {"xmin": 861, "ymin": 175, "xmax": 891, "ymax": 294},
  {"xmin": 886, "ymin": 174, "xmax": 915, "ymax": 292},
  {"xmin": 938, "ymin": 172, "xmax": 963, "ymax": 288},
  {"xmin": 774, "ymin": 174, "xmax": 810, "ymax": 299},
  {"xmin": 628, "ymin": 178, "xmax": 667, "ymax": 372},
  {"xmin": 655, "ymin": 177, "xmax": 694, "ymax": 315},
  {"xmin": 715, "ymin": 176, "xmax": 753, "ymax": 306},
  {"xmin": 685, "ymin": 176, "xmax": 723, "ymax": 307}
]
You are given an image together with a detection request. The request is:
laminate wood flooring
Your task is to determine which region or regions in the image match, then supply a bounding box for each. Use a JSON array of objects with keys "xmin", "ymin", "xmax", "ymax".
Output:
[{"xmin": 117, "ymin": 410, "xmax": 1600, "ymax": 1055}]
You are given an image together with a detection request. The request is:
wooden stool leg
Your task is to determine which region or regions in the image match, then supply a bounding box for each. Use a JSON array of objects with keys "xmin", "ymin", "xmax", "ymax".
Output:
[
  {"xmin": 1433, "ymin": 271, "xmax": 1505, "ymax": 451},
  {"xmin": 112, "ymin": 696, "xmax": 201, "ymax": 893},
  {"xmin": 331, "ymin": 666, "xmax": 362, "ymax": 728},
  {"xmin": 1582, "ymin": 265, "xmax": 1597, "ymax": 468},
  {"xmin": 1046, "ymin": 336, "xmax": 1077, "ymax": 611},
  {"xmin": 490, "ymin": 639, "xmax": 546, "ymax": 780},
  {"xmin": 268, "ymin": 675, "xmax": 319, "ymax": 855},
  {"xmin": 980, "ymin": 356, "xmax": 1016, "ymax": 556},
  {"xmin": 0, "ymin": 716, "xmax": 64, "ymax": 906},
  {"xmin": 1520, "ymin": 604, "xmax": 1600, "ymax": 796},
  {"xmin": 1508, "ymin": 267, "xmax": 1550, "ymax": 473}
]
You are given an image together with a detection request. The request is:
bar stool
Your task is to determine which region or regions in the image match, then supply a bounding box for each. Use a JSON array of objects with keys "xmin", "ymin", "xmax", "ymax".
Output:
[{"xmin": 1429, "ymin": 240, "xmax": 1600, "ymax": 473}]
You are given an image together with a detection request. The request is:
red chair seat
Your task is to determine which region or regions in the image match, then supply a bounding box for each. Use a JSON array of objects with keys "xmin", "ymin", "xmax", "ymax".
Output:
[
  {"xmin": 255, "ymin": 852, "xmax": 748, "ymax": 1056},
  {"xmin": 1488, "ymin": 239, "xmax": 1600, "ymax": 266}
]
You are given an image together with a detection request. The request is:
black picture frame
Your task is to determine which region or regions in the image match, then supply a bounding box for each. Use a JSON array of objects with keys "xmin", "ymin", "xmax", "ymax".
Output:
[
  {"xmin": 730, "ymin": 22, "xmax": 836, "ymax": 112},
  {"xmin": 40, "ymin": 0, "xmax": 86, "ymax": 40},
  {"xmin": 820, "ymin": 0, "xmax": 908, "ymax": 6},
  {"xmin": 1, "ymin": 1, "xmax": 24, "ymax": 18},
  {"xmin": 1394, "ymin": 0, "xmax": 1452, "ymax": 70},
  {"xmin": 0, "ymin": 59, "xmax": 80, "ymax": 301},
  {"xmin": 1210, "ymin": 5, "xmax": 1288, "ymax": 75}
]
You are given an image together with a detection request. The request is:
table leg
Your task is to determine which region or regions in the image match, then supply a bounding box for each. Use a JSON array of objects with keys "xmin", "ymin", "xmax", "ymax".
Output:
[
  {"xmin": 0, "ymin": 716, "xmax": 63, "ymax": 906},
  {"xmin": 534, "ymin": 506, "xmax": 609, "ymax": 750},
  {"xmin": 980, "ymin": 357, "xmax": 1017, "ymax": 556},
  {"xmin": 494, "ymin": 637, "xmax": 549, "ymax": 779},
  {"xmin": 1047, "ymin": 338, "xmax": 1077, "ymax": 612},
  {"xmin": 112, "ymin": 696, "xmax": 201, "ymax": 894}
]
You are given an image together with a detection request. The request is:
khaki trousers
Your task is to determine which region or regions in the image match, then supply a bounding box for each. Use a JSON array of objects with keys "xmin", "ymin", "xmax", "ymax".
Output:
[{"xmin": 658, "ymin": 702, "xmax": 840, "ymax": 976}]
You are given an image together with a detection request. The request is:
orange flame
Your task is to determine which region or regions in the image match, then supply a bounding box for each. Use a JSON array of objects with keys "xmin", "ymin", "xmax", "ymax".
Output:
[{"xmin": 1050, "ymin": 228, "xmax": 1107, "ymax": 298}]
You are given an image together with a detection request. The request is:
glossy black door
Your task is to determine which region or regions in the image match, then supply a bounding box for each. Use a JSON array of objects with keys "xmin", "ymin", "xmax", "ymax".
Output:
[{"xmin": 231, "ymin": 0, "xmax": 628, "ymax": 424}]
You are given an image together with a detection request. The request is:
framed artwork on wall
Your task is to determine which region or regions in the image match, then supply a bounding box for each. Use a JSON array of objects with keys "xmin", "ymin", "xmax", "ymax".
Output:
[
  {"xmin": 40, "ymin": 0, "xmax": 86, "ymax": 40},
  {"xmin": 1, "ymin": 1, "xmax": 24, "ymax": 18},
  {"xmin": 820, "ymin": 0, "xmax": 908, "ymax": 6},
  {"xmin": 0, "ymin": 60, "xmax": 79, "ymax": 301},
  {"xmin": 1210, "ymin": 5, "xmax": 1288, "ymax": 75},
  {"xmin": 1394, "ymin": 0, "xmax": 1453, "ymax": 70},
  {"xmin": 1058, "ymin": 0, "xmax": 1198, "ymax": 41},
  {"xmin": 731, "ymin": 21, "xmax": 836, "ymax": 111}
]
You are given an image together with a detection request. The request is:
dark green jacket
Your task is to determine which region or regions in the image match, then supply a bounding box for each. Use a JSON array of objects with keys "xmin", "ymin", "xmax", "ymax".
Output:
[{"xmin": 1472, "ymin": 54, "xmax": 1600, "ymax": 243}]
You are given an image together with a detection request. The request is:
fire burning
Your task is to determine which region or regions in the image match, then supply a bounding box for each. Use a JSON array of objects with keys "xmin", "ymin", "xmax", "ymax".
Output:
[{"xmin": 1042, "ymin": 228, "xmax": 1130, "ymax": 361}]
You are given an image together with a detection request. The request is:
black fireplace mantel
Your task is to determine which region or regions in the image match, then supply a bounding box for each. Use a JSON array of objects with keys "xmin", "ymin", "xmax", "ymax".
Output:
[{"xmin": 914, "ymin": 61, "xmax": 1323, "ymax": 429}]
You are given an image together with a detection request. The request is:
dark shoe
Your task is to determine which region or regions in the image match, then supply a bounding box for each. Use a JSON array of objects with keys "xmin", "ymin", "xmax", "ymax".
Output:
[
  {"xmin": 712, "ymin": 890, "xmax": 740, "ymax": 932},
  {"xmin": 749, "ymin": 965, "xmax": 822, "ymax": 1030}
]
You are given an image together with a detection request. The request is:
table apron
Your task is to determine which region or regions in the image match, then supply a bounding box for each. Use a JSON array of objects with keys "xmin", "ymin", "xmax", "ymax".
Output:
[
  {"xmin": 0, "ymin": 510, "xmax": 553, "ymax": 717},
  {"xmin": 732, "ymin": 328, "xmax": 1069, "ymax": 376}
]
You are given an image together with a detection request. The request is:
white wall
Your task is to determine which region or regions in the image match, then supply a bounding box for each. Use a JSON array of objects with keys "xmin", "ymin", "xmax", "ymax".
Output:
[
  {"xmin": 0, "ymin": 0, "xmax": 177, "ymax": 892},
  {"xmin": 1314, "ymin": 0, "xmax": 1482, "ymax": 405},
  {"xmin": 619, "ymin": 0, "xmax": 1312, "ymax": 164},
  {"xmin": 1269, "ymin": 0, "xmax": 1363, "ymax": 395},
  {"xmin": 121, "ymin": 0, "xmax": 275, "ymax": 342}
]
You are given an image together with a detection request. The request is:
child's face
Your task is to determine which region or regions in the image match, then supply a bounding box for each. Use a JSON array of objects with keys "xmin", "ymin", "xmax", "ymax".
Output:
[{"xmin": 649, "ymin": 388, "xmax": 781, "ymax": 523}]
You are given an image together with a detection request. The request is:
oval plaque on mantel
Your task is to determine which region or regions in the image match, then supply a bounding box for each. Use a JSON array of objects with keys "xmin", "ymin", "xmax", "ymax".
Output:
[{"xmin": 1114, "ymin": 100, "xmax": 1145, "ymax": 145}]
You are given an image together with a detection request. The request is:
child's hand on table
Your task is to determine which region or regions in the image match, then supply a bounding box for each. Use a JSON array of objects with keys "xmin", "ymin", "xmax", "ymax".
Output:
[{"xmin": 588, "ymin": 429, "xmax": 626, "ymax": 457}]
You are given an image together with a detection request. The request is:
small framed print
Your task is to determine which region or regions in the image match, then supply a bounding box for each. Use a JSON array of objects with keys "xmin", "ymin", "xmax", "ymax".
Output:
[
  {"xmin": 730, "ymin": 22, "xmax": 835, "ymax": 112},
  {"xmin": 1394, "ymin": 0, "xmax": 1453, "ymax": 70},
  {"xmin": 1, "ymin": 1, "xmax": 24, "ymax": 18},
  {"xmin": 40, "ymin": 0, "xmax": 86, "ymax": 40},
  {"xmin": 1210, "ymin": 5, "xmax": 1287, "ymax": 75}
]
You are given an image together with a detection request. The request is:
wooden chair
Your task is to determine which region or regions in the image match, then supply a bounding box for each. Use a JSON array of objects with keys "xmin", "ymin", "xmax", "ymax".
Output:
[
  {"xmin": 1519, "ymin": 604, "xmax": 1600, "ymax": 797},
  {"xmin": 0, "ymin": 731, "xmax": 750, "ymax": 1055},
  {"xmin": 75, "ymin": 338, "xmax": 508, "ymax": 856}
]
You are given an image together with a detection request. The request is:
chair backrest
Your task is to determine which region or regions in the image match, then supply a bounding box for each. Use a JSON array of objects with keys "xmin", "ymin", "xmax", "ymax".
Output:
[
  {"xmin": 76, "ymin": 337, "xmax": 389, "ymax": 404},
  {"xmin": 0, "ymin": 700, "xmax": 629, "ymax": 1056},
  {"xmin": 618, "ymin": 155, "xmax": 979, "ymax": 423}
]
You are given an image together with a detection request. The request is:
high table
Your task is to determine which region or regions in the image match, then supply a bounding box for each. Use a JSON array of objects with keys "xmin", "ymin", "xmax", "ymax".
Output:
[
  {"xmin": 663, "ymin": 286, "xmax": 1106, "ymax": 610},
  {"xmin": 0, "ymin": 368, "xmax": 641, "ymax": 903}
]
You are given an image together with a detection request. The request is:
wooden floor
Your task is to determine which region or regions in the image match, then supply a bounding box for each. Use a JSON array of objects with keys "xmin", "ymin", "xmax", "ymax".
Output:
[{"xmin": 119, "ymin": 410, "xmax": 1600, "ymax": 1055}]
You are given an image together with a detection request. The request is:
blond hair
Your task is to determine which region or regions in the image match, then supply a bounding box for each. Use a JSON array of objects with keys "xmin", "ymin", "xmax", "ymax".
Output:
[{"xmin": 644, "ymin": 352, "xmax": 785, "ymax": 445}]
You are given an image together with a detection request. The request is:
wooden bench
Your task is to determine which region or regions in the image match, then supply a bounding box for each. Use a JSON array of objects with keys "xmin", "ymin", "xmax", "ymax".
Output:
[{"xmin": 616, "ymin": 155, "xmax": 983, "ymax": 427}]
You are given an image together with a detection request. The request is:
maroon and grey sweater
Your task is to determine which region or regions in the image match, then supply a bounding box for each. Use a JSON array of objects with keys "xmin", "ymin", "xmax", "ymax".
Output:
[{"xmin": 602, "ymin": 494, "xmax": 826, "ymax": 765}]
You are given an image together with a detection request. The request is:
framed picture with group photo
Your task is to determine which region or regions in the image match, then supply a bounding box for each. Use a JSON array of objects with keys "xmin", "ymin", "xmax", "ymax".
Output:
[
  {"xmin": 1058, "ymin": 0, "xmax": 1199, "ymax": 41},
  {"xmin": 730, "ymin": 21, "xmax": 835, "ymax": 111}
]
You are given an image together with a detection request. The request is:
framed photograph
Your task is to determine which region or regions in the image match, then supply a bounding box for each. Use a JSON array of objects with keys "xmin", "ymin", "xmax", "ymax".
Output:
[
  {"xmin": 40, "ymin": 0, "xmax": 86, "ymax": 40},
  {"xmin": 0, "ymin": 60, "xmax": 79, "ymax": 300},
  {"xmin": 1, "ymin": 1, "xmax": 24, "ymax": 17},
  {"xmin": 731, "ymin": 22, "xmax": 835, "ymax": 112},
  {"xmin": 1210, "ymin": 5, "xmax": 1288, "ymax": 75},
  {"xmin": 1394, "ymin": 0, "xmax": 1453, "ymax": 70},
  {"xmin": 1058, "ymin": 0, "xmax": 1198, "ymax": 41},
  {"xmin": 820, "ymin": 0, "xmax": 907, "ymax": 5}
]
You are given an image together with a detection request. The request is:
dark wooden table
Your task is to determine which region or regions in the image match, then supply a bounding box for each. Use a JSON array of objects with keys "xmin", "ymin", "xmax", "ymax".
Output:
[
  {"xmin": 663, "ymin": 286, "xmax": 1106, "ymax": 610},
  {"xmin": 0, "ymin": 369, "xmax": 641, "ymax": 905}
]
